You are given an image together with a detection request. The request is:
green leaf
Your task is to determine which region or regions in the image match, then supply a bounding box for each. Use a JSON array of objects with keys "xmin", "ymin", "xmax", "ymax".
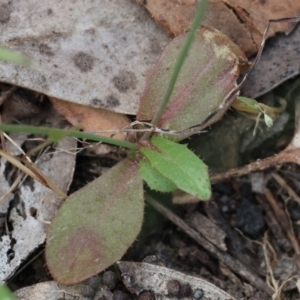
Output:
[
  {"xmin": 46, "ymin": 158, "xmax": 144, "ymax": 284},
  {"xmin": 137, "ymin": 28, "xmax": 248, "ymax": 139},
  {"xmin": 139, "ymin": 157, "xmax": 177, "ymax": 192},
  {"xmin": 234, "ymin": 96, "xmax": 262, "ymax": 113},
  {"xmin": 0, "ymin": 284, "xmax": 16, "ymax": 300},
  {"xmin": 263, "ymin": 113, "xmax": 273, "ymax": 127},
  {"xmin": 140, "ymin": 136, "xmax": 211, "ymax": 201}
]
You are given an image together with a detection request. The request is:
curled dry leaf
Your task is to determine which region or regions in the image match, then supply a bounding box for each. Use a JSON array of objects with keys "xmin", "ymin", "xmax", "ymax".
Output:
[
  {"xmin": 50, "ymin": 97, "xmax": 131, "ymax": 140},
  {"xmin": 136, "ymin": 0, "xmax": 300, "ymax": 57},
  {"xmin": 224, "ymin": 0, "xmax": 299, "ymax": 37},
  {"xmin": 136, "ymin": 0, "xmax": 256, "ymax": 56},
  {"xmin": 137, "ymin": 27, "xmax": 248, "ymax": 134},
  {"xmin": 46, "ymin": 158, "xmax": 144, "ymax": 285},
  {"xmin": 118, "ymin": 261, "xmax": 236, "ymax": 300}
]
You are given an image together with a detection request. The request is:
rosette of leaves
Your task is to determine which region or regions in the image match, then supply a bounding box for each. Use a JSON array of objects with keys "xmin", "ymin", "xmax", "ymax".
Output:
[{"xmin": 44, "ymin": 24, "xmax": 247, "ymax": 284}]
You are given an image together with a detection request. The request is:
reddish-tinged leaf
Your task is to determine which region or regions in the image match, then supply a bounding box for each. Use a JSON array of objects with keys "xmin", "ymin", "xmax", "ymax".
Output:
[
  {"xmin": 46, "ymin": 158, "xmax": 144, "ymax": 285},
  {"xmin": 137, "ymin": 27, "xmax": 248, "ymax": 135}
]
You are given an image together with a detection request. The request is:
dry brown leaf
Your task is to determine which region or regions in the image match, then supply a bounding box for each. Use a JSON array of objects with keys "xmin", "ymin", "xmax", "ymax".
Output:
[
  {"xmin": 225, "ymin": 0, "xmax": 299, "ymax": 37},
  {"xmin": 50, "ymin": 97, "xmax": 131, "ymax": 140},
  {"xmin": 0, "ymin": 0, "xmax": 170, "ymax": 115},
  {"xmin": 136, "ymin": 0, "xmax": 300, "ymax": 57},
  {"xmin": 242, "ymin": 25, "xmax": 300, "ymax": 99},
  {"xmin": 118, "ymin": 261, "xmax": 236, "ymax": 299}
]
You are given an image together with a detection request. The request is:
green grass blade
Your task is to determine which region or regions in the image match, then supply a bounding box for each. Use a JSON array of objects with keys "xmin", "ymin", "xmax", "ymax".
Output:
[
  {"xmin": 149, "ymin": 0, "xmax": 208, "ymax": 128},
  {"xmin": 0, "ymin": 124, "xmax": 137, "ymax": 150}
]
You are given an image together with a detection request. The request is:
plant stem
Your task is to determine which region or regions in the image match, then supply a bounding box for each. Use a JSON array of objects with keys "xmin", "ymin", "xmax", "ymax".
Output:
[
  {"xmin": 0, "ymin": 124, "xmax": 138, "ymax": 150},
  {"xmin": 142, "ymin": 0, "xmax": 208, "ymax": 141}
]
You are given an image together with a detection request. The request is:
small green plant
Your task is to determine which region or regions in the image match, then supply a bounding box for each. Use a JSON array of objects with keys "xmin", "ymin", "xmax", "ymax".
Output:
[
  {"xmin": 232, "ymin": 96, "xmax": 286, "ymax": 128},
  {"xmin": 0, "ymin": 0, "xmax": 282, "ymax": 285}
]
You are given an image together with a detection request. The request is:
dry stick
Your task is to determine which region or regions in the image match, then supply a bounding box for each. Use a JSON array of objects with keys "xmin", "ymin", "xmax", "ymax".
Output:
[
  {"xmin": 263, "ymin": 188, "xmax": 300, "ymax": 269},
  {"xmin": 7, "ymin": 249, "xmax": 45, "ymax": 284},
  {"xmin": 272, "ymin": 172, "xmax": 300, "ymax": 205},
  {"xmin": 0, "ymin": 173, "xmax": 24, "ymax": 204},
  {"xmin": 0, "ymin": 85, "xmax": 18, "ymax": 106},
  {"xmin": 0, "ymin": 149, "xmax": 67, "ymax": 199},
  {"xmin": 262, "ymin": 233, "xmax": 279, "ymax": 293},
  {"xmin": 0, "ymin": 114, "xmax": 5, "ymax": 152},
  {"xmin": 256, "ymin": 195, "xmax": 292, "ymax": 252},
  {"xmin": 146, "ymin": 195, "xmax": 273, "ymax": 296},
  {"xmin": 210, "ymin": 148, "xmax": 300, "ymax": 184},
  {"xmin": 25, "ymin": 138, "xmax": 54, "ymax": 157}
]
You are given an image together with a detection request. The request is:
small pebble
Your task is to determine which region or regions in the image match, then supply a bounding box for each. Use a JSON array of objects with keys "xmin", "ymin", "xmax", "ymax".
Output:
[
  {"xmin": 113, "ymin": 290, "xmax": 130, "ymax": 300},
  {"xmin": 87, "ymin": 275, "xmax": 102, "ymax": 289},
  {"xmin": 142, "ymin": 255, "xmax": 158, "ymax": 264},
  {"xmin": 235, "ymin": 197, "xmax": 265, "ymax": 238},
  {"xmin": 81, "ymin": 285, "xmax": 96, "ymax": 298},
  {"xmin": 166, "ymin": 279, "xmax": 181, "ymax": 296},
  {"xmin": 213, "ymin": 182, "xmax": 234, "ymax": 195},
  {"xmin": 138, "ymin": 290, "xmax": 155, "ymax": 300},
  {"xmin": 180, "ymin": 283, "xmax": 192, "ymax": 297},
  {"xmin": 102, "ymin": 270, "xmax": 117, "ymax": 289},
  {"xmin": 193, "ymin": 288, "xmax": 204, "ymax": 299}
]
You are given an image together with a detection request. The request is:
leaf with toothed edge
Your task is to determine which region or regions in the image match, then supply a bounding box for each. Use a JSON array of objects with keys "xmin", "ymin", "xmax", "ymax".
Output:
[
  {"xmin": 139, "ymin": 157, "xmax": 177, "ymax": 192},
  {"xmin": 45, "ymin": 158, "xmax": 144, "ymax": 285},
  {"xmin": 140, "ymin": 136, "xmax": 211, "ymax": 201}
]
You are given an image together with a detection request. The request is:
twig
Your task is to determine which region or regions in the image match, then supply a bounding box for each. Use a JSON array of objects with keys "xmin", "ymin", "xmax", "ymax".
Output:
[
  {"xmin": 263, "ymin": 188, "xmax": 300, "ymax": 269},
  {"xmin": 272, "ymin": 172, "xmax": 300, "ymax": 205},
  {"xmin": 0, "ymin": 149, "xmax": 67, "ymax": 199},
  {"xmin": 262, "ymin": 233, "xmax": 278, "ymax": 293},
  {"xmin": 146, "ymin": 195, "xmax": 273, "ymax": 296},
  {"xmin": 3, "ymin": 132, "xmax": 33, "ymax": 163},
  {"xmin": 210, "ymin": 148, "xmax": 300, "ymax": 184},
  {"xmin": 256, "ymin": 195, "xmax": 292, "ymax": 252},
  {"xmin": 0, "ymin": 173, "xmax": 23, "ymax": 204},
  {"xmin": 0, "ymin": 85, "xmax": 18, "ymax": 106}
]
